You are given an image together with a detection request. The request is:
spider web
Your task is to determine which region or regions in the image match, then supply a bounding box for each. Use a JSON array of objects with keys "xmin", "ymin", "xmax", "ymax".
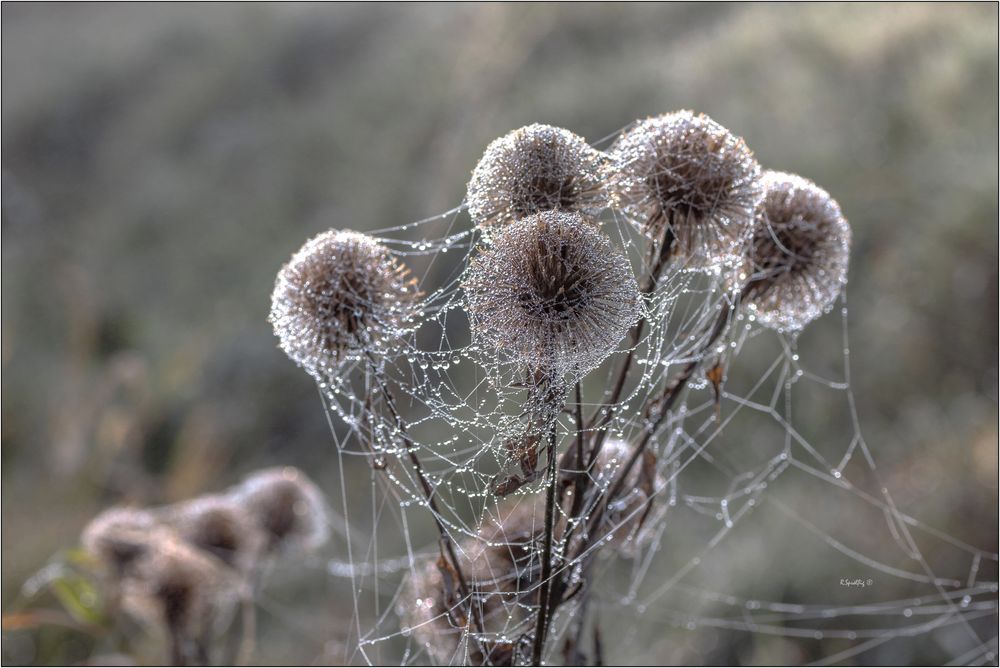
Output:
[{"xmin": 284, "ymin": 148, "xmax": 998, "ymax": 666}]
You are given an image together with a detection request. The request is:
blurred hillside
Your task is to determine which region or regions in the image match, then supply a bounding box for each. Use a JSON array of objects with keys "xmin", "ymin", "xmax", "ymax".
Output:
[{"xmin": 2, "ymin": 3, "xmax": 997, "ymax": 665}]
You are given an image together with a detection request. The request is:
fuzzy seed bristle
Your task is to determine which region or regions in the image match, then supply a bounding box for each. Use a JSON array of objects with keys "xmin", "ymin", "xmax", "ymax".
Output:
[
  {"xmin": 398, "ymin": 499, "xmax": 551, "ymax": 666},
  {"xmin": 122, "ymin": 534, "xmax": 238, "ymax": 665}
]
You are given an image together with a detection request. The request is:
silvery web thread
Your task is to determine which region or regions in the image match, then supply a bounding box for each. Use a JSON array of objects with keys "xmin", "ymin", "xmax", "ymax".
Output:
[
  {"xmin": 576, "ymin": 287, "xmax": 997, "ymax": 666},
  {"xmin": 291, "ymin": 143, "xmax": 998, "ymax": 664}
]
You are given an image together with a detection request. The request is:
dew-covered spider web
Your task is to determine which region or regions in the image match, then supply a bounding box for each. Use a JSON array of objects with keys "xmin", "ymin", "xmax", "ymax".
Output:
[{"xmin": 278, "ymin": 142, "xmax": 998, "ymax": 667}]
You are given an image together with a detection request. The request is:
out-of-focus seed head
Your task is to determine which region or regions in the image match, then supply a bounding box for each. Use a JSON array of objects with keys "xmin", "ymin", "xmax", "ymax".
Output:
[
  {"xmin": 269, "ymin": 230, "xmax": 422, "ymax": 379},
  {"xmin": 608, "ymin": 111, "xmax": 763, "ymax": 266},
  {"xmin": 740, "ymin": 171, "xmax": 851, "ymax": 332},
  {"xmin": 398, "ymin": 500, "xmax": 551, "ymax": 666},
  {"xmin": 476, "ymin": 497, "xmax": 563, "ymax": 596},
  {"xmin": 467, "ymin": 124, "xmax": 608, "ymax": 234},
  {"xmin": 397, "ymin": 544, "xmax": 516, "ymax": 667},
  {"xmin": 164, "ymin": 495, "xmax": 264, "ymax": 574},
  {"xmin": 82, "ymin": 507, "xmax": 160, "ymax": 578},
  {"xmin": 591, "ymin": 439, "xmax": 663, "ymax": 557},
  {"xmin": 233, "ymin": 467, "xmax": 329, "ymax": 555},
  {"xmin": 397, "ymin": 557, "xmax": 454, "ymax": 665},
  {"xmin": 463, "ymin": 211, "xmax": 641, "ymax": 375},
  {"xmin": 122, "ymin": 534, "xmax": 238, "ymax": 664}
]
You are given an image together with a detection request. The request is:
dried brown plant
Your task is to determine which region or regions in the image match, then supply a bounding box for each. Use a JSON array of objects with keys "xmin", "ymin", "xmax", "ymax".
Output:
[
  {"xmin": 608, "ymin": 111, "xmax": 763, "ymax": 266},
  {"xmin": 463, "ymin": 210, "xmax": 641, "ymax": 375},
  {"xmin": 740, "ymin": 171, "xmax": 851, "ymax": 331},
  {"xmin": 467, "ymin": 124, "xmax": 608, "ymax": 234},
  {"xmin": 269, "ymin": 230, "xmax": 422, "ymax": 378}
]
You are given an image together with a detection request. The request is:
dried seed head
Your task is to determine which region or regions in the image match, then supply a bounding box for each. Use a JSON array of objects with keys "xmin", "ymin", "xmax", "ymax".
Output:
[
  {"xmin": 398, "ymin": 501, "xmax": 550, "ymax": 666},
  {"xmin": 475, "ymin": 499, "xmax": 557, "ymax": 594},
  {"xmin": 591, "ymin": 439, "xmax": 663, "ymax": 557},
  {"xmin": 164, "ymin": 495, "xmax": 264, "ymax": 574},
  {"xmin": 608, "ymin": 111, "xmax": 763, "ymax": 266},
  {"xmin": 122, "ymin": 534, "xmax": 238, "ymax": 664},
  {"xmin": 398, "ymin": 549, "xmax": 503, "ymax": 666},
  {"xmin": 233, "ymin": 467, "xmax": 329, "ymax": 555},
  {"xmin": 463, "ymin": 211, "xmax": 641, "ymax": 374},
  {"xmin": 269, "ymin": 230, "xmax": 422, "ymax": 378},
  {"xmin": 82, "ymin": 507, "xmax": 160, "ymax": 578},
  {"xmin": 467, "ymin": 124, "xmax": 608, "ymax": 233},
  {"xmin": 741, "ymin": 171, "xmax": 851, "ymax": 331}
]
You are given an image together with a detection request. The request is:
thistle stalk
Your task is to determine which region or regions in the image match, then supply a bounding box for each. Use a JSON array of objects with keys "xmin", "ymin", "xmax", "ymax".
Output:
[{"xmin": 532, "ymin": 424, "xmax": 560, "ymax": 666}]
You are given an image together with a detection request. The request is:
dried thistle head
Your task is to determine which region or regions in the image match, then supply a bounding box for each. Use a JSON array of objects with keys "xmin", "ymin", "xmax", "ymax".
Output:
[
  {"xmin": 398, "ymin": 501, "xmax": 552, "ymax": 666},
  {"xmin": 591, "ymin": 439, "xmax": 663, "ymax": 557},
  {"xmin": 82, "ymin": 507, "xmax": 160, "ymax": 578},
  {"xmin": 122, "ymin": 534, "xmax": 238, "ymax": 665},
  {"xmin": 608, "ymin": 111, "xmax": 763, "ymax": 266},
  {"xmin": 396, "ymin": 546, "xmax": 513, "ymax": 667},
  {"xmin": 164, "ymin": 495, "xmax": 264, "ymax": 574},
  {"xmin": 463, "ymin": 211, "xmax": 641, "ymax": 375},
  {"xmin": 474, "ymin": 498, "xmax": 559, "ymax": 596},
  {"xmin": 233, "ymin": 467, "xmax": 329, "ymax": 555},
  {"xmin": 269, "ymin": 230, "xmax": 422, "ymax": 378},
  {"xmin": 740, "ymin": 171, "xmax": 851, "ymax": 332},
  {"xmin": 467, "ymin": 124, "xmax": 608, "ymax": 233}
]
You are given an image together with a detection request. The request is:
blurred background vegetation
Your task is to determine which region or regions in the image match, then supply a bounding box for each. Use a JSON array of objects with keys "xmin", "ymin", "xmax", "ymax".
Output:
[{"xmin": 2, "ymin": 3, "xmax": 997, "ymax": 665}]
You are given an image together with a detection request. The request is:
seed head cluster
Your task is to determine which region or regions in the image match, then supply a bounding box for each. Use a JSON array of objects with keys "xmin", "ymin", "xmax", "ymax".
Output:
[
  {"xmin": 463, "ymin": 211, "xmax": 641, "ymax": 374},
  {"xmin": 261, "ymin": 112, "xmax": 851, "ymax": 665},
  {"xmin": 741, "ymin": 171, "xmax": 851, "ymax": 331},
  {"xmin": 467, "ymin": 124, "xmax": 608, "ymax": 234},
  {"xmin": 269, "ymin": 230, "xmax": 421, "ymax": 378},
  {"xmin": 81, "ymin": 467, "xmax": 329, "ymax": 663},
  {"xmin": 608, "ymin": 111, "xmax": 763, "ymax": 265}
]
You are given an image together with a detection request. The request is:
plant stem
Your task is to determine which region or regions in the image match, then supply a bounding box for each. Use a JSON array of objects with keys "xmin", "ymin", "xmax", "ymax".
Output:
[
  {"xmin": 168, "ymin": 630, "xmax": 187, "ymax": 666},
  {"xmin": 532, "ymin": 424, "xmax": 559, "ymax": 666},
  {"xmin": 236, "ymin": 592, "xmax": 256, "ymax": 666}
]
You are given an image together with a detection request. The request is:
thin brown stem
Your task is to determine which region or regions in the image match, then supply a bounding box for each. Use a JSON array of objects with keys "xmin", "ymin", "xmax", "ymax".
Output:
[
  {"xmin": 532, "ymin": 425, "xmax": 559, "ymax": 666},
  {"xmin": 236, "ymin": 592, "xmax": 256, "ymax": 666},
  {"xmin": 168, "ymin": 629, "xmax": 187, "ymax": 667}
]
